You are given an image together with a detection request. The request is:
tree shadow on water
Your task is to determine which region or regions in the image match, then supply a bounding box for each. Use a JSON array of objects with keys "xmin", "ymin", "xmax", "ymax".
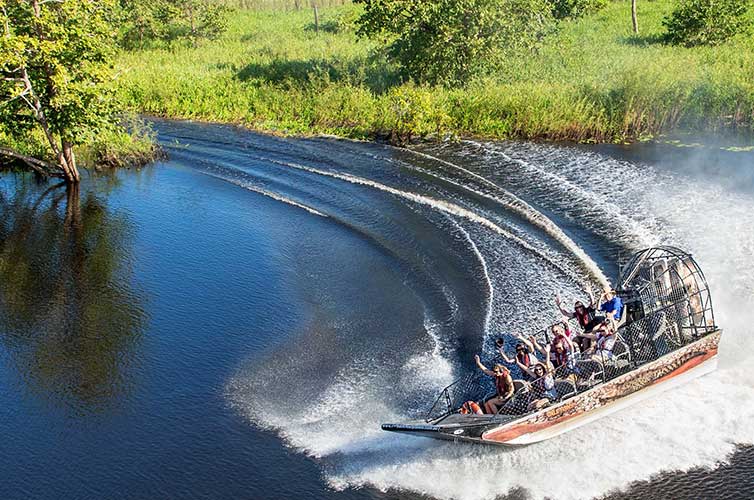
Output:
[{"xmin": 0, "ymin": 177, "xmax": 146, "ymax": 415}]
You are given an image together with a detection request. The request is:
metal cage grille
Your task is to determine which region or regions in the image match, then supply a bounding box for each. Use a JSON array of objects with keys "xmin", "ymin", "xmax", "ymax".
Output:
[{"xmin": 425, "ymin": 247, "xmax": 719, "ymax": 423}]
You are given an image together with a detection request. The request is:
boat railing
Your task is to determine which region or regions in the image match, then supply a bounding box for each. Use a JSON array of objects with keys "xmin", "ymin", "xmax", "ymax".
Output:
[{"xmin": 425, "ymin": 299, "xmax": 718, "ymax": 423}]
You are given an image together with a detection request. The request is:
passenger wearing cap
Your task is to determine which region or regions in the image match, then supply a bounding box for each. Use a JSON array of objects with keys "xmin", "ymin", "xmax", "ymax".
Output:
[
  {"xmin": 599, "ymin": 288, "xmax": 624, "ymax": 328},
  {"xmin": 474, "ymin": 354, "xmax": 515, "ymax": 414}
]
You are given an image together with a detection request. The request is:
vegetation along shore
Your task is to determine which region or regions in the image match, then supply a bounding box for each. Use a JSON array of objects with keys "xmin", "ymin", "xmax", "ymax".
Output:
[
  {"xmin": 118, "ymin": 0, "xmax": 754, "ymax": 144},
  {"xmin": 2, "ymin": 0, "xmax": 753, "ymax": 182}
]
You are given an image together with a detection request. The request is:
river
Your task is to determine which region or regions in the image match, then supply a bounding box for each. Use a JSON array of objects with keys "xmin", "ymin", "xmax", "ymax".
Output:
[{"xmin": 1, "ymin": 120, "xmax": 752, "ymax": 500}]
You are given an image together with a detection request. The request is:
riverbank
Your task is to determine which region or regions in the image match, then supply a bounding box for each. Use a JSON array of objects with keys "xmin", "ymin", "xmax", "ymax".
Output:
[
  {"xmin": 0, "ymin": 116, "xmax": 161, "ymax": 175},
  {"xmin": 116, "ymin": 1, "xmax": 754, "ymax": 144}
]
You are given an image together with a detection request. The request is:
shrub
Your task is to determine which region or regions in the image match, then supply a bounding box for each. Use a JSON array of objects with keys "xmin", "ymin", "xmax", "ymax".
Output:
[
  {"xmin": 354, "ymin": 0, "xmax": 555, "ymax": 86},
  {"xmin": 549, "ymin": 0, "xmax": 607, "ymax": 20},
  {"xmin": 663, "ymin": 0, "xmax": 753, "ymax": 47}
]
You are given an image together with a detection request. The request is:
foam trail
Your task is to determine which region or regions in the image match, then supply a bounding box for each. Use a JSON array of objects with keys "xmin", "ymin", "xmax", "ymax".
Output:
[
  {"xmin": 198, "ymin": 169, "xmax": 328, "ymax": 217},
  {"xmin": 268, "ymin": 158, "xmax": 582, "ymax": 284},
  {"xmin": 322, "ymin": 145, "xmax": 754, "ymax": 500},
  {"xmin": 223, "ymin": 134, "xmax": 754, "ymax": 500},
  {"xmin": 451, "ymin": 219, "xmax": 494, "ymax": 335},
  {"xmin": 405, "ymin": 148, "xmax": 611, "ymax": 289},
  {"xmin": 465, "ymin": 141, "xmax": 660, "ymax": 248}
]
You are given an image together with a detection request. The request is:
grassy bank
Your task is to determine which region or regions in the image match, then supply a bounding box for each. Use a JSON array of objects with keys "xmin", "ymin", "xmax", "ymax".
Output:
[
  {"xmin": 116, "ymin": 1, "xmax": 754, "ymax": 143},
  {"xmin": 0, "ymin": 117, "xmax": 161, "ymax": 176}
]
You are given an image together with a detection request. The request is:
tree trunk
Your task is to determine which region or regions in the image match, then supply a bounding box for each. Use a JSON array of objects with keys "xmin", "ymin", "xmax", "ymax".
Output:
[
  {"xmin": 62, "ymin": 141, "xmax": 80, "ymax": 184},
  {"xmin": 23, "ymin": 0, "xmax": 81, "ymax": 184},
  {"xmin": 631, "ymin": 0, "xmax": 639, "ymax": 34}
]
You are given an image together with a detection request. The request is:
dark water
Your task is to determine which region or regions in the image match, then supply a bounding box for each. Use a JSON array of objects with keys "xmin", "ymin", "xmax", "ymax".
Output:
[{"xmin": 1, "ymin": 121, "xmax": 752, "ymax": 500}]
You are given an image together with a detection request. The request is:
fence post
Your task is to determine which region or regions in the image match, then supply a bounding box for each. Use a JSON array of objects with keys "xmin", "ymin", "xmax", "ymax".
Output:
[{"xmin": 313, "ymin": 4, "xmax": 319, "ymax": 33}]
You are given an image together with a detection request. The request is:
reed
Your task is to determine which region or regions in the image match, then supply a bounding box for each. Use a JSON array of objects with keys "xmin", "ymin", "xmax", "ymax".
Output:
[{"xmin": 116, "ymin": 1, "xmax": 754, "ymax": 143}]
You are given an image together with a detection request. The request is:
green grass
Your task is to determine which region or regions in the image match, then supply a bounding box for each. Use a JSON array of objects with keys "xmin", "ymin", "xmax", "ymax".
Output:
[{"xmin": 116, "ymin": 1, "xmax": 754, "ymax": 143}]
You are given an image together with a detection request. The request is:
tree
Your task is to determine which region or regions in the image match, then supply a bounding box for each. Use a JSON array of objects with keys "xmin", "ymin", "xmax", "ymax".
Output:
[
  {"xmin": 548, "ymin": 0, "xmax": 607, "ymax": 20},
  {"xmin": 354, "ymin": 0, "xmax": 555, "ymax": 86},
  {"xmin": 118, "ymin": 0, "xmax": 229, "ymax": 49},
  {"xmin": 0, "ymin": 0, "xmax": 120, "ymax": 184},
  {"xmin": 663, "ymin": 0, "xmax": 752, "ymax": 47}
]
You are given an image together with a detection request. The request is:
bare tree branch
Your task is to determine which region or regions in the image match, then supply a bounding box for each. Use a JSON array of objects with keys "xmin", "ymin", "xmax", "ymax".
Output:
[{"xmin": 0, "ymin": 146, "xmax": 63, "ymax": 178}]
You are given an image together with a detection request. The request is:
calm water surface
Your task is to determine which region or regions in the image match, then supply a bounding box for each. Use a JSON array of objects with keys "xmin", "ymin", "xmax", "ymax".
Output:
[{"xmin": 1, "ymin": 121, "xmax": 752, "ymax": 500}]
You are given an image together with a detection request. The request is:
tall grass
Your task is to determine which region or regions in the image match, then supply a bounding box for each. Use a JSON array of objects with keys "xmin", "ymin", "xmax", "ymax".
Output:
[{"xmin": 116, "ymin": 2, "xmax": 754, "ymax": 143}]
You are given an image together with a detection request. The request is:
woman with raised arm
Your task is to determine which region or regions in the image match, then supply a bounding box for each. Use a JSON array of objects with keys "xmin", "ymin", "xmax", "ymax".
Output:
[
  {"xmin": 474, "ymin": 354, "xmax": 515, "ymax": 415},
  {"xmin": 556, "ymin": 284, "xmax": 605, "ymax": 350},
  {"xmin": 517, "ymin": 344, "xmax": 558, "ymax": 411},
  {"xmin": 496, "ymin": 335, "xmax": 538, "ymax": 380}
]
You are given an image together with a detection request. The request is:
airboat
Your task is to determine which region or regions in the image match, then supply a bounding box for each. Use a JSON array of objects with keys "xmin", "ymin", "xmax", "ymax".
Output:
[{"xmin": 382, "ymin": 247, "xmax": 721, "ymax": 446}]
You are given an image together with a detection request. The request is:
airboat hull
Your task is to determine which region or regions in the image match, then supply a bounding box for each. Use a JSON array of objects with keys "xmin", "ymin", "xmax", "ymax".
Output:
[{"xmin": 383, "ymin": 330, "xmax": 721, "ymax": 446}]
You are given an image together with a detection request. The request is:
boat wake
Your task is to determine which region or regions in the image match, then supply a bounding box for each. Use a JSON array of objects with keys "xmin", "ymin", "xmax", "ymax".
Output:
[{"xmin": 156, "ymin": 122, "xmax": 754, "ymax": 500}]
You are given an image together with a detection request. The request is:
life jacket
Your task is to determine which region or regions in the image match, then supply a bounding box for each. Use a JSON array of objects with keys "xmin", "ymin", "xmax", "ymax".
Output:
[
  {"xmin": 494, "ymin": 370, "xmax": 513, "ymax": 397},
  {"xmin": 575, "ymin": 306, "xmax": 595, "ymax": 329},
  {"xmin": 552, "ymin": 346, "xmax": 569, "ymax": 368},
  {"xmin": 516, "ymin": 350, "xmax": 534, "ymax": 367},
  {"xmin": 460, "ymin": 401, "xmax": 483, "ymax": 415}
]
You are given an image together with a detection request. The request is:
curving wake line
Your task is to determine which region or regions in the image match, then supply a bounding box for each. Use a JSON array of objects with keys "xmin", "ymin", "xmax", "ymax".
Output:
[
  {"xmin": 264, "ymin": 158, "xmax": 583, "ymax": 284},
  {"xmin": 405, "ymin": 148, "xmax": 611, "ymax": 290},
  {"xmin": 464, "ymin": 141, "xmax": 659, "ymax": 247},
  {"xmin": 450, "ymin": 218, "xmax": 494, "ymax": 335},
  {"xmin": 197, "ymin": 169, "xmax": 329, "ymax": 218}
]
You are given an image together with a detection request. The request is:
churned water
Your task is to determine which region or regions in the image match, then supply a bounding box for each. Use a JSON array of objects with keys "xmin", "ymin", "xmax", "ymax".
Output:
[{"xmin": 1, "ymin": 120, "xmax": 752, "ymax": 500}]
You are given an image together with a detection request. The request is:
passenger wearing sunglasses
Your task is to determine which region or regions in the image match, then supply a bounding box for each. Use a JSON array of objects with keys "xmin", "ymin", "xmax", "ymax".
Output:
[
  {"xmin": 556, "ymin": 284, "xmax": 606, "ymax": 350},
  {"xmin": 496, "ymin": 335, "xmax": 539, "ymax": 381},
  {"xmin": 474, "ymin": 354, "xmax": 515, "ymax": 414}
]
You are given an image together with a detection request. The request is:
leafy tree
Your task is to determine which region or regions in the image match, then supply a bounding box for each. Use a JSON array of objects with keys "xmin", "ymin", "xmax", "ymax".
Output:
[
  {"xmin": 118, "ymin": 0, "xmax": 167, "ymax": 48},
  {"xmin": 663, "ymin": 0, "xmax": 752, "ymax": 47},
  {"xmin": 354, "ymin": 0, "xmax": 555, "ymax": 86},
  {"xmin": 0, "ymin": 0, "xmax": 120, "ymax": 183},
  {"xmin": 119, "ymin": 0, "xmax": 229, "ymax": 48}
]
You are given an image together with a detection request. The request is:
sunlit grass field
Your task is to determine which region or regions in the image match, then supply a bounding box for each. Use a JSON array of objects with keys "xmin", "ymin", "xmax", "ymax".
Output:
[{"xmin": 116, "ymin": 1, "xmax": 754, "ymax": 142}]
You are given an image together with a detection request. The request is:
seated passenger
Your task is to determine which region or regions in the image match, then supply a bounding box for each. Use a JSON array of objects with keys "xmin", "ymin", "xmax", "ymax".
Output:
[
  {"xmin": 599, "ymin": 288, "xmax": 624, "ymax": 328},
  {"xmin": 576, "ymin": 322, "xmax": 617, "ymax": 361},
  {"xmin": 517, "ymin": 346, "xmax": 558, "ymax": 410},
  {"xmin": 550, "ymin": 334, "xmax": 579, "ymax": 378},
  {"xmin": 474, "ymin": 355, "xmax": 515, "ymax": 414},
  {"xmin": 525, "ymin": 329, "xmax": 575, "ymax": 375},
  {"xmin": 496, "ymin": 336, "xmax": 538, "ymax": 381},
  {"xmin": 551, "ymin": 320, "xmax": 573, "ymax": 339},
  {"xmin": 556, "ymin": 285, "xmax": 605, "ymax": 350}
]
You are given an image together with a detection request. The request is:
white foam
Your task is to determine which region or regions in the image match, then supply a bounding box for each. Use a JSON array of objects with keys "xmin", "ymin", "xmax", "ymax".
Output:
[
  {"xmin": 269, "ymin": 158, "xmax": 584, "ymax": 285},
  {"xmin": 406, "ymin": 148, "xmax": 611, "ymax": 290},
  {"xmin": 228, "ymin": 142, "xmax": 754, "ymax": 500},
  {"xmin": 198, "ymin": 169, "xmax": 328, "ymax": 217},
  {"xmin": 453, "ymin": 221, "xmax": 494, "ymax": 335}
]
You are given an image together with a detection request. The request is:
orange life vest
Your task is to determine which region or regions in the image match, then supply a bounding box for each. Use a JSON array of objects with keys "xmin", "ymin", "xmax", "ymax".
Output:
[{"xmin": 460, "ymin": 401, "xmax": 483, "ymax": 415}]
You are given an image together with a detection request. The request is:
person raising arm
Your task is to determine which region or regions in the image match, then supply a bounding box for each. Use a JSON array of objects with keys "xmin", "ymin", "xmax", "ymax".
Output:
[{"xmin": 475, "ymin": 354, "xmax": 515, "ymax": 415}]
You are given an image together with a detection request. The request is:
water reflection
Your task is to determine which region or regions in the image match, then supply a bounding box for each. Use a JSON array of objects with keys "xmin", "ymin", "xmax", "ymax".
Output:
[{"xmin": 0, "ymin": 178, "xmax": 146, "ymax": 414}]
